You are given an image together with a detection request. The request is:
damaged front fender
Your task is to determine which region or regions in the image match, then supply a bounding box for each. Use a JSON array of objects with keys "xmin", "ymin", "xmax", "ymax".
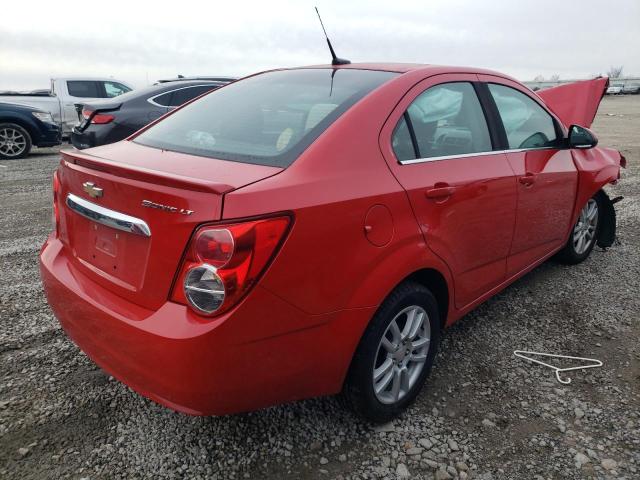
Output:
[{"xmin": 570, "ymin": 147, "xmax": 625, "ymax": 248}]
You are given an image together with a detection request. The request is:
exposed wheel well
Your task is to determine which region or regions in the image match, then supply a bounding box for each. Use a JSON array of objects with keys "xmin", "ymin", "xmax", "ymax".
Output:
[
  {"xmin": 341, "ymin": 268, "xmax": 450, "ymax": 395},
  {"xmin": 404, "ymin": 268, "xmax": 449, "ymax": 328},
  {"xmin": 595, "ymin": 189, "xmax": 617, "ymax": 249}
]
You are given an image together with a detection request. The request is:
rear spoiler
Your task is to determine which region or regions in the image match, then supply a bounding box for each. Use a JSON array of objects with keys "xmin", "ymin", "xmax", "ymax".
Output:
[
  {"xmin": 61, "ymin": 150, "xmax": 235, "ymax": 195},
  {"xmin": 536, "ymin": 77, "xmax": 609, "ymax": 129}
]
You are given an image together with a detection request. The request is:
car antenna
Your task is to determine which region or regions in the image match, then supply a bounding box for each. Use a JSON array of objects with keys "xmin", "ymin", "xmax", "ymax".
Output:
[{"xmin": 315, "ymin": 7, "xmax": 350, "ymax": 66}]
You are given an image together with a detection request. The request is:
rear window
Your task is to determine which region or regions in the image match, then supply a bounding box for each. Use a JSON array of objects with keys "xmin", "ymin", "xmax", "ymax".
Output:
[
  {"xmin": 67, "ymin": 81, "xmax": 100, "ymax": 98},
  {"xmin": 134, "ymin": 69, "xmax": 398, "ymax": 167}
]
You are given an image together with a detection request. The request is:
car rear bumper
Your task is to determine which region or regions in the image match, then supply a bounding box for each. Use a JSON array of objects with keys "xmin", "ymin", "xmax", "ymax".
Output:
[
  {"xmin": 70, "ymin": 127, "xmax": 96, "ymax": 149},
  {"xmin": 40, "ymin": 235, "xmax": 370, "ymax": 415},
  {"xmin": 33, "ymin": 123, "xmax": 61, "ymax": 148},
  {"xmin": 71, "ymin": 124, "xmax": 133, "ymax": 149}
]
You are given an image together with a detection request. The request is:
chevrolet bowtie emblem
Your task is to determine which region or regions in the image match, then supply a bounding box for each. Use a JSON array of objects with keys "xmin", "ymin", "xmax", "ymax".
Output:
[{"xmin": 82, "ymin": 181, "xmax": 103, "ymax": 199}]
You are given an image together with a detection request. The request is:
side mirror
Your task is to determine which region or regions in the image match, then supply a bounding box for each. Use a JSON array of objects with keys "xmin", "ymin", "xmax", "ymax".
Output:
[{"xmin": 568, "ymin": 124, "xmax": 598, "ymax": 149}]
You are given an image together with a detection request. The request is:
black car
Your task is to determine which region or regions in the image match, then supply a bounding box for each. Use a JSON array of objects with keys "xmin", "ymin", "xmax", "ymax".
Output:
[
  {"xmin": 71, "ymin": 79, "xmax": 234, "ymax": 149},
  {"xmin": 0, "ymin": 102, "xmax": 61, "ymax": 159}
]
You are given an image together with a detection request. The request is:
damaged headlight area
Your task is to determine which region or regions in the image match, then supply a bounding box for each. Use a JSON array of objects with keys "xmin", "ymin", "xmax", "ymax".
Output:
[{"xmin": 32, "ymin": 111, "xmax": 56, "ymax": 124}]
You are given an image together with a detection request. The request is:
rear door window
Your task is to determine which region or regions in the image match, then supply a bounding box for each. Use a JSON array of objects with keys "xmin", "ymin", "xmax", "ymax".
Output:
[
  {"xmin": 67, "ymin": 81, "xmax": 100, "ymax": 98},
  {"xmin": 488, "ymin": 83, "xmax": 559, "ymax": 149},
  {"xmin": 392, "ymin": 82, "xmax": 492, "ymax": 160}
]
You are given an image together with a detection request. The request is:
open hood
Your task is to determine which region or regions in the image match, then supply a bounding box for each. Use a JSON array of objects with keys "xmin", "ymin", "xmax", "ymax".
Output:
[{"xmin": 536, "ymin": 77, "xmax": 609, "ymax": 129}]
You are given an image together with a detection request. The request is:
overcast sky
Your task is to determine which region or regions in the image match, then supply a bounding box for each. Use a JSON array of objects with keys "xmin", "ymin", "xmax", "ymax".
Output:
[{"xmin": 1, "ymin": 0, "xmax": 638, "ymax": 90}]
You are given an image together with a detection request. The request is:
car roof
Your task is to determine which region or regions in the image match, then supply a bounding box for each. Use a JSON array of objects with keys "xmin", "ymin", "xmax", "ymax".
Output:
[
  {"xmin": 155, "ymin": 76, "xmax": 237, "ymax": 84},
  {"xmin": 299, "ymin": 62, "xmax": 426, "ymax": 73},
  {"xmin": 298, "ymin": 62, "xmax": 508, "ymax": 75},
  {"xmin": 151, "ymin": 79, "xmax": 228, "ymax": 88},
  {"xmin": 277, "ymin": 63, "xmax": 520, "ymax": 84},
  {"xmin": 52, "ymin": 77, "xmax": 133, "ymax": 84},
  {"xmin": 119, "ymin": 80, "xmax": 225, "ymax": 100}
]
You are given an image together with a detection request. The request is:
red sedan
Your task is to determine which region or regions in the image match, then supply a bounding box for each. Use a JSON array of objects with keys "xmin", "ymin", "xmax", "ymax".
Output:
[{"xmin": 40, "ymin": 64, "xmax": 624, "ymax": 422}]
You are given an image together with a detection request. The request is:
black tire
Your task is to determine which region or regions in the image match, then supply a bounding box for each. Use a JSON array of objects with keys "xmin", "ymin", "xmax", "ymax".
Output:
[
  {"xmin": 556, "ymin": 192, "xmax": 604, "ymax": 264},
  {"xmin": 0, "ymin": 123, "xmax": 32, "ymax": 160},
  {"xmin": 342, "ymin": 282, "xmax": 441, "ymax": 423}
]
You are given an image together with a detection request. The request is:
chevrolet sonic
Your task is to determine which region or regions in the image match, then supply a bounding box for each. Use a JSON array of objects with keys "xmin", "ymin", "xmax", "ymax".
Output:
[{"xmin": 40, "ymin": 64, "xmax": 625, "ymax": 422}]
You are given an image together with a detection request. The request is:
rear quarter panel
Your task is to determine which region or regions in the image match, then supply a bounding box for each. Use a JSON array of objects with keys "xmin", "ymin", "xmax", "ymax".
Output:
[{"xmin": 222, "ymin": 73, "xmax": 454, "ymax": 320}]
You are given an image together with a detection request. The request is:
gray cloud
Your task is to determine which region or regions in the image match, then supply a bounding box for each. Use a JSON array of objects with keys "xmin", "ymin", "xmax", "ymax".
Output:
[{"xmin": 1, "ymin": 0, "xmax": 638, "ymax": 90}]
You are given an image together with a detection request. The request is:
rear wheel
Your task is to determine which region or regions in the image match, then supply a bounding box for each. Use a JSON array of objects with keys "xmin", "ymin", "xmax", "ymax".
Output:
[
  {"xmin": 342, "ymin": 282, "xmax": 441, "ymax": 423},
  {"xmin": 556, "ymin": 193, "xmax": 602, "ymax": 264},
  {"xmin": 0, "ymin": 123, "xmax": 32, "ymax": 160}
]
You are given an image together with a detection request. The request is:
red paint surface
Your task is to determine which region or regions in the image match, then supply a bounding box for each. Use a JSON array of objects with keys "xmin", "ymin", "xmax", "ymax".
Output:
[
  {"xmin": 40, "ymin": 64, "xmax": 624, "ymax": 415},
  {"xmin": 537, "ymin": 77, "xmax": 609, "ymax": 128}
]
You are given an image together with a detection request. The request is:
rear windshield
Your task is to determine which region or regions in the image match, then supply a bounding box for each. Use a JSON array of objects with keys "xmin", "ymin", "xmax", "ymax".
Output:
[{"xmin": 134, "ymin": 69, "xmax": 398, "ymax": 167}]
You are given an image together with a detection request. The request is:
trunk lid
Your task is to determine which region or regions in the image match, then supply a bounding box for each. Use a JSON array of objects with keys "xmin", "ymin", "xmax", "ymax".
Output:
[
  {"xmin": 76, "ymin": 99, "xmax": 123, "ymax": 131},
  {"xmin": 56, "ymin": 141, "xmax": 282, "ymax": 310}
]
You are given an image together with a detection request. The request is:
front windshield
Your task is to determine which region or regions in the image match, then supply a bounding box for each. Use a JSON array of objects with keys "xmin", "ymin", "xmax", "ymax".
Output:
[{"xmin": 134, "ymin": 69, "xmax": 398, "ymax": 167}]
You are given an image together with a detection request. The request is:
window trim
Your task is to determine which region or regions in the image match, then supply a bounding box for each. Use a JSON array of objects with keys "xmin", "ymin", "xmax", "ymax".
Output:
[
  {"xmin": 403, "ymin": 112, "xmax": 420, "ymax": 159},
  {"xmin": 398, "ymin": 146, "xmax": 559, "ymax": 165},
  {"xmin": 474, "ymin": 82, "xmax": 508, "ymax": 150},
  {"xmin": 147, "ymin": 84, "xmax": 218, "ymax": 108}
]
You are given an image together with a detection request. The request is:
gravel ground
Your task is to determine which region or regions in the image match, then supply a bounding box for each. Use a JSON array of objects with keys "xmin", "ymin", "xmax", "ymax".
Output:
[{"xmin": 1, "ymin": 95, "xmax": 639, "ymax": 480}]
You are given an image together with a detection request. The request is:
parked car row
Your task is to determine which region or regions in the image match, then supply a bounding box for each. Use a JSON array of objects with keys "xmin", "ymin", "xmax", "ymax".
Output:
[
  {"xmin": 606, "ymin": 81, "xmax": 640, "ymax": 95},
  {"xmin": 0, "ymin": 76, "xmax": 236, "ymax": 160},
  {"xmin": 71, "ymin": 77, "xmax": 234, "ymax": 150},
  {"xmin": 0, "ymin": 78, "xmax": 133, "ymax": 135}
]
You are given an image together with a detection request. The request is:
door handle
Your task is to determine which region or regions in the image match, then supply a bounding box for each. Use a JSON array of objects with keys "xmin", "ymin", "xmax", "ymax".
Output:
[
  {"xmin": 518, "ymin": 172, "xmax": 537, "ymax": 186},
  {"xmin": 425, "ymin": 184, "xmax": 456, "ymax": 199}
]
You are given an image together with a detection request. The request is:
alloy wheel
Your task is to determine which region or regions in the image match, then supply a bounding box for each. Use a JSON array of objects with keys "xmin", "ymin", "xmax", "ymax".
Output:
[
  {"xmin": 373, "ymin": 305, "xmax": 431, "ymax": 404},
  {"xmin": 573, "ymin": 199, "xmax": 598, "ymax": 255},
  {"xmin": 0, "ymin": 128, "xmax": 27, "ymax": 158}
]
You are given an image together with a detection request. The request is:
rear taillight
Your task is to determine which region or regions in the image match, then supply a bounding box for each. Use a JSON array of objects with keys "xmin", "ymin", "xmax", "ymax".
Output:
[
  {"xmin": 91, "ymin": 113, "xmax": 114, "ymax": 124},
  {"xmin": 171, "ymin": 216, "xmax": 291, "ymax": 317},
  {"xmin": 52, "ymin": 170, "xmax": 60, "ymax": 237},
  {"xmin": 81, "ymin": 108, "xmax": 113, "ymax": 124}
]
